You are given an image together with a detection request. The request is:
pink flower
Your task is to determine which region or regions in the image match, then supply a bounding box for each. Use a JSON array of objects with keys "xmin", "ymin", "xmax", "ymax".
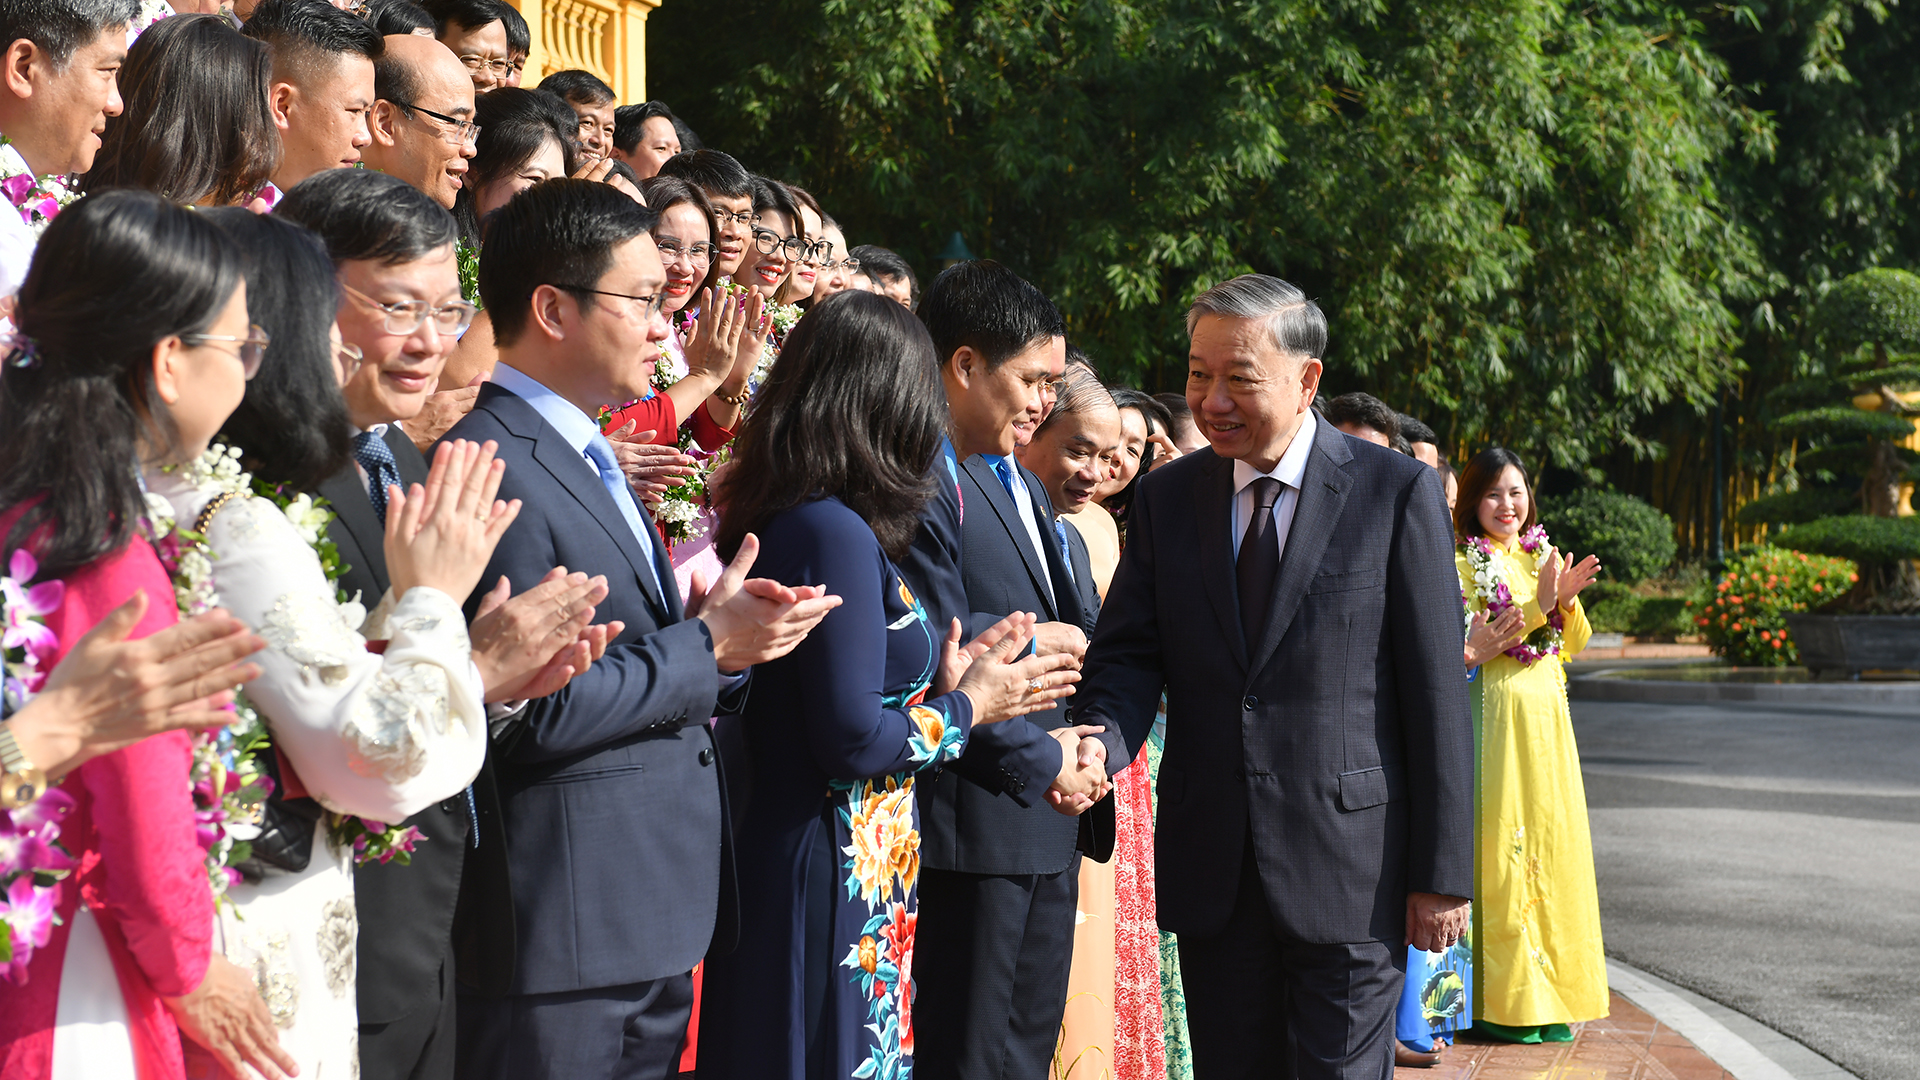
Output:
[
  {"xmin": 0, "ymin": 174, "xmax": 33, "ymax": 205},
  {"xmin": 0, "ymin": 875, "xmax": 58, "ymax": 983},
  {"xmin": 1, "ymin": 549, "xmax": 64, "ymax": 661}
]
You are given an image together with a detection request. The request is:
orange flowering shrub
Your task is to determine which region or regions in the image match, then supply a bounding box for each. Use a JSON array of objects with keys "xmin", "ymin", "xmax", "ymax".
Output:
[{"xmin": 1687, "ymin": 546, "xmax": 1857, "ymax": 665}]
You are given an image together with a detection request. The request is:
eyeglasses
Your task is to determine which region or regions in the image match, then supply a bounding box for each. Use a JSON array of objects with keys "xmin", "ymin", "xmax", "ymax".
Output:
[
  {"xmin": 181, "ymin": 325, "xmax": 270, "ymax": 380},
  {"xmin": 342, "ymin": 282, "xmax": 477, "ymax": 336},
  {"xmin": 1042, "ymin": 375, "xmax": 1069, "ymax": 395},
  {"xmin": 555, "ymin": 285, "xmax": 667, "ymax": 321},
  {"xmin": 333, "ymin": 339, "xmax": 365, "ymax": 380},
  {"xmin": 751, "ymin": 227, "xmax": 807, "ymax": 259},
  {"xmin": 712, "ymin": 208, "xmax": 753, "ymax": 226},
  {"xmin": 459, "ymin": 54, "xmax": 513, "ymax": 80},
  {"xmin": 819, "ymin": 256, "xmax": 862, "ymax": 274},
  {"xmin": 654, "ymin": 239, "xmax": 715, "ymax": 266},
  {"xmin": 388, "ymin": 98, "xmax": 481, "ymax": 146},
  {"xmin": 798, "ymin": 240, "xmax": 837, "ymax": 265}
]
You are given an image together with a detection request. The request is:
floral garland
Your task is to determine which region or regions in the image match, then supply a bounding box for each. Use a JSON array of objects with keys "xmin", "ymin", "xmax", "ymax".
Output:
[
  {"xmin": 0, "ymin": 136, "xmax": 79, "ymax": 235},
  {"xmin": 1459, "ymin": 523, "xmax": 1564, "ymax": 666},
  {"xmin": 0, "ymin": 549, "xmax": 74, "ymax": 984},
  {"xmin": 152, "ymin": 446, "xmax": 419, "ymax": 882}
]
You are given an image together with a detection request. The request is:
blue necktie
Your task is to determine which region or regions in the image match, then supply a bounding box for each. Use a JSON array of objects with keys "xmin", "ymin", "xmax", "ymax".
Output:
[
  {"xmin": 1054, "ymin": 519, "xmax": 1075, "ymax": 584},
  {"xmin": 583, "ymin": 434, "xmax": 667, "ymax": 608},
  {"xmin": 990, "ymin": 457, "xmax": 1020, "ymax": 500},
  {"xmin": 353, "ymin": 430, "xmax": 403, "ymax": 525}
]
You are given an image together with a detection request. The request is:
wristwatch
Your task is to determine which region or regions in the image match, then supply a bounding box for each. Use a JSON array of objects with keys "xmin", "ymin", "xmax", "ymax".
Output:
[{"xmin": 0, "ymin": 722, "xmax": 47, "ymax": 810}]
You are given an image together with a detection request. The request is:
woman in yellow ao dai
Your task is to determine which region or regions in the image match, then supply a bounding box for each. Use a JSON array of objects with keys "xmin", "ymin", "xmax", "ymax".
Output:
[{"xmin": 1452, "ymin": 449, "xmax": 1609, "ymax": 1044}]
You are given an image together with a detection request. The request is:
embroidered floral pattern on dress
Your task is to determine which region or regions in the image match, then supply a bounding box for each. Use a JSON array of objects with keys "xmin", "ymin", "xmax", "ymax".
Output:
[
  {"xmin": 234, "ymin": 925, "xmax": 299, "ymax": 1028},
  {"xmin": 317, "ymin": 896, "xmax": 357, "ymax": 997},
  {"xmin": 342, "ymin": 665, "xmax": 450, "ymax": 782},
  {"xmin": 260, "ymin": 591, "xmax": 358, "ymax": 685}
]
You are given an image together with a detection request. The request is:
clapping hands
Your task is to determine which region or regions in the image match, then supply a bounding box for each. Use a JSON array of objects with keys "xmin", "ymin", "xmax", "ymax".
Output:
[
  {"xmin": 1464, "ymin": 605, "xmax": 1526, "ymax": 668},
  {"xmin": 1535, "ymin": 545, "xmax": 1602, "ymax": 614},
  {"xmin": 932, "ymin": 614, "xmax": 1081, "ymax": 726},
  {"xmin": 469, "ymin": 567, "xmax": 622, "ymax": 703}
]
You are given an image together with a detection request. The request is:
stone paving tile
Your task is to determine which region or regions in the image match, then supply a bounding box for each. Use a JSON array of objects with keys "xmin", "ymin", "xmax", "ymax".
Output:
[{"xmin": 1395, "ymin": 993, "xmax": 1734, "ymax": 1080}]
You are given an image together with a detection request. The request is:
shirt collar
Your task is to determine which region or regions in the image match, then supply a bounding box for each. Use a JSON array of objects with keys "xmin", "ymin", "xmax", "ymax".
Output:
[
  {"xmin": 350, "ymin": 422, "xmax": 390, "ymax": 439},
  {"xmin": 491, "ymin": 362, "xmax": 602, "ymax": 455},
  {"xmin": 1232, "ymin": 409, "xmax": 1317, "ymax": 494}
]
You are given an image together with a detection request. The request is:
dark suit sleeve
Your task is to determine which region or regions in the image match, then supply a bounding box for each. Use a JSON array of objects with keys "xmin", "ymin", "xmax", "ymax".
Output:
[
  {"xmin": 468, "ymin": 510, "xmax": 724, "ymax": 765},
  {"xmin": 1073, "ymin": 474, "xmax": 1173, "ymax": 775},
  {"xmin": 1387, "ymin": 465, "xmax": 1474, "ymax": 899}
]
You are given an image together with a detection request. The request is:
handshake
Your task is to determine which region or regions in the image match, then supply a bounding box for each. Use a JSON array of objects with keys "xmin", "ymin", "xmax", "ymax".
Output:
[{"xmin": 1028, "ymin": 622, "xmax": 1112, "ymax": 817}]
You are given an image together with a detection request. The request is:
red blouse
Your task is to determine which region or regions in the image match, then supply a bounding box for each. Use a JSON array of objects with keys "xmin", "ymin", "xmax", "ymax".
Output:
[
  {"xmin": 602, "ymin": 393, "xmax": 737, "ymax": 452},
  {"xmin": 0, "ymin": 520, "xmax": 214, "ymax": 1080}
]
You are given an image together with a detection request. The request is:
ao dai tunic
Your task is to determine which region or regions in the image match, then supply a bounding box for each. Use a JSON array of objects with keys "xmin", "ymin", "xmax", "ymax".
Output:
[{"xmin": 1455, "ymin": 541, "xmax": 1608, "ymax": 1027}]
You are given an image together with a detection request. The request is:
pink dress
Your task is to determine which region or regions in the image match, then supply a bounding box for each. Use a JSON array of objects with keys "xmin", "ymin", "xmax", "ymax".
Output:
[{"xmin": 0, "ymin": 522, "xmax": 214, "ymax": 1080}]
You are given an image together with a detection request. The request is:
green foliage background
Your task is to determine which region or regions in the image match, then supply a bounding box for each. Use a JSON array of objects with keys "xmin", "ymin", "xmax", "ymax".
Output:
[{"xmin": 651, "ymin": 0, "xmax": 1920, "ymax": 522}]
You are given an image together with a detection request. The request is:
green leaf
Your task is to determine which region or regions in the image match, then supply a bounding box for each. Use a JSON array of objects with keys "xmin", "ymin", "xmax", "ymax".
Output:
[
  {"xmin": 1776, "ymin": 515, "xmax": 1920, "ymax": 565},
  {"xmin": 1773, "ymin": 406, "xmax": 1919, "ymax": 441}
]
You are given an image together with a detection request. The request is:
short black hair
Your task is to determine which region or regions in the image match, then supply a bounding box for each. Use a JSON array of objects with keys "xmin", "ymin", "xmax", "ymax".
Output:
[
  {"xmin": 919, "ymin": 259, "xmax": 1061, "ymax": 369},
  {"xmin": 494, "ymin": 0, "xmax": 527, "ymax": 53},
  {"xmin": 421, "ymin": 0, "xmax": 497, "ymax": 36},
  {"xmin": 1398, "ymin": 413, "xmax": 1438, "ymax": 445},
  {"xmin": 0, "ymin": 0, "xmax": 138, "ymax": 70},
  {"xmin": 366, "ymin": 0, "xmax": 433, "ymax": 36},
  {"xmin": 241, "ymin": 0, "xmax": 384, "ymax": 82},
  {"xmin": 202, "ymin": 208, "xmax": 354, "ymax": 494},
  {"xmin": 655, "ymin": 148, "xmax": 752, "ymax": 202},
  {"xmin": 275, "ymin": 167, "xmax": 457, "ymax": 265},
  {"xmin": 1154, "ymin": 391, "xmax": 1198, "ymax": 443},
  {"xmin": 454, "ymin": 86, "xmax": 577, "ymax": 246},
  {"xmin": 478, "ymin": 178, "xmax": 658, "ymax": 346},
  {"xmin": 537, "ymin": 68, "xmax": 614, "ymax": 106},
  {"xmin": 751, "ymin": 175, "xmax": 799, "ymax": 232},
  {"xmin": 850, "ymin": 245, "xmax": 919, "ymax": 308},
  {"xmin": 613, "ymin": 101, "xmax": 679, "ymax": 154},
  {"xmin": 1323, "ymin": 392, "xmax": 1401, "ymax": 441}
]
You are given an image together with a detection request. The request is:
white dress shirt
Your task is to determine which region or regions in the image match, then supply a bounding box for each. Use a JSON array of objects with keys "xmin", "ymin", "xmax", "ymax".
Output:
[
  {"xmin": 1230, "ymin": 410, "xmax": 1318, "ymax": 563},
  {"xmin": 998, "ymin": 454, "xmax": 1055, "ymax": 605}
]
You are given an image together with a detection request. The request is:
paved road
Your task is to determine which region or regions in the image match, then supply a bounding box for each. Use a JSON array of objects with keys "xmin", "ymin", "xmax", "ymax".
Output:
[{"xmin": 1571, "ymin": 695, "xmax": 1920, "ymax": 1080}]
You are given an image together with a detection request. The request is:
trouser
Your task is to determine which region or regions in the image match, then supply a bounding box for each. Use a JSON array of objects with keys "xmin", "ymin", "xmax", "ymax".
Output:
[
  {"xmin": 453, "ymin": 972, "xmax": 694, "ymax": 1080},
  {"xmin": 1176, "ymin": 844, "xmax": 1404, "ymax": 1080},
  {"xmin": 911, "ymin": 858, "xmax": 1081, "ymax": 1080},
  {"xmin": 359, "ymin": 956, "xmax": 459, "ymax": 1080}
]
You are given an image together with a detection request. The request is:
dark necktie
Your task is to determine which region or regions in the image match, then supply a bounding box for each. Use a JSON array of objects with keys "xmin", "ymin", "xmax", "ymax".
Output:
[
  {"xmin": 1053, "ymin": 519, "xmax": 1075, "ymax": 584},
  {"xmin": 1237, "ymin": 477, "xmax": 1284, "ymax": 649},
  {"xmin": 353, "ymin": 430, "xmax": 404, "ymax": 525}
]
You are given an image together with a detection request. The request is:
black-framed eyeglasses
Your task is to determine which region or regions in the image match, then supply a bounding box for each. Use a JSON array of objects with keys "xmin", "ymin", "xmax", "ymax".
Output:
[
  {"xmin": 799, "ymin": 240, "xmax": 836, "ymax": 265},
  {"xmin": 654, "ymin": 239, "xmax": 716, "ymax": 266},
  {"xmin": 181, "ymin": 324, "xmax": 270, "ymax": 380},
  {"xmin": 388, "ymin": 98, "xmax": 480, "ymax": 146},
  {"xmin": 342, "ymin": 282, "xmax": 478, "ymax": 336},
  {"xmin": 459, "ymin": 54, "xmax": 514, "ymax": 80},
  {"xmin": 555, "ymin": 285, "xmax": 667, "ymax": 321},
  {"xmin": 751, "ymin": 227, "xmax": 807, "ymax": 259},
  {"xmin": 712, "ymin": 208, "xmax": 753, "ymax": 226}
]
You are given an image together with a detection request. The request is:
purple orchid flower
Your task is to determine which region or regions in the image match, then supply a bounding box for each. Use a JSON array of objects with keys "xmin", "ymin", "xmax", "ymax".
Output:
[
  {"xmin": 1, "ymin": 550, "xmax": 64, "ymax": 663},
  {"xmin": 1, "ymin": 874, "xmax": 58, "ymax": 982},
  {"xmin": 0, "ymin": 174, "xmax": 33, "ymax": 205}
]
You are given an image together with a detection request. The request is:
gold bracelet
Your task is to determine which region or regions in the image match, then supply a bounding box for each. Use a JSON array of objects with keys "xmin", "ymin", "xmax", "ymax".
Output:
[{"xmin": 0, "ymin": 721, "xmax": 47, "ymax": 810}]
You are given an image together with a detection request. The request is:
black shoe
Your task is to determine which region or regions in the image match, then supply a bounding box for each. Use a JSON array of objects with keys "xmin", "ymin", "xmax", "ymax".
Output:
[{"xmin": 1395, "ymin": 1040, "xmax": 1443, "ymax": 1068}]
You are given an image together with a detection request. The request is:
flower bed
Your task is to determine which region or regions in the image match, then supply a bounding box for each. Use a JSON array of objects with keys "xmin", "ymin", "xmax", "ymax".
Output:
[{"xmin": 1688, "ymin": 546, "xmax": 1857, "ymax": 665}]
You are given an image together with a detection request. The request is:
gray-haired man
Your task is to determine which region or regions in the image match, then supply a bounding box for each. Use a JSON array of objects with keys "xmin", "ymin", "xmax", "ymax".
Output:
[{"xmin": 1068, "ymin": 274, "xmax": 1473, "ymax": 1079}]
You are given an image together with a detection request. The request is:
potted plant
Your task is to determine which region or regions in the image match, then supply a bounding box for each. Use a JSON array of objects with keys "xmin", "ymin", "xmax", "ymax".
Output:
[{"xmin": 1746, "ymin": 267, "xmax": 1920, "ymax": 676}]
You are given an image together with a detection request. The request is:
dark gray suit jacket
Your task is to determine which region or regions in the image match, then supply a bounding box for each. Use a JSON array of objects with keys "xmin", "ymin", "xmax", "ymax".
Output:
[
  {"xmin": 445, "ymin": 383, "xmax": 742, "ymax": 996},
  {"xmin": 917, "ymin": 456, "xmax": 1095, "ymax": 877},
  {"xmin": 1074, "ymin": 421, "xmax": 1472, "ymax": 944}
]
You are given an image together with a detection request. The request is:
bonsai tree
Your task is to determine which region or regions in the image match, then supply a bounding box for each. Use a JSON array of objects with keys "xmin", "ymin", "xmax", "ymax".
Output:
[{"xmin": 1748, "ymin": 268, "xmax": 1920, "ymax": 611}]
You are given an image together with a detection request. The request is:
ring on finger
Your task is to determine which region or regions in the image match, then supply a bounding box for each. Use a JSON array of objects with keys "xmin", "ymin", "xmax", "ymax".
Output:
[{"xmin": 1026, "ymin": 676, "xmax": 1044, "ymax": 694}]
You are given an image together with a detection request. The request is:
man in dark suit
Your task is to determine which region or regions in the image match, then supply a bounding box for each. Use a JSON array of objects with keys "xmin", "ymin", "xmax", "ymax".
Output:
[
  {"xmin": 442, "ymin": 179, "xmax": 837, "ymax": 1079},
  {"xmin": 901, "ymin": 262, "xmax": 1111, "ymax": 1080},
  {"xmin": 280, "ymin": 169, "xmax": 613, "ymax": 1080},
  {"xmin": 1071, "ymin": 275, "xmax": 1473, "ymax": 1079}
]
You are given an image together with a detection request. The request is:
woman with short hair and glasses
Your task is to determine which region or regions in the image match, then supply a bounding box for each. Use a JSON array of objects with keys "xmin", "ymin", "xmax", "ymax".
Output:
[
  {"xmin": 778, "ymin": 183, "xmax": 827, "ymax": 305},
  {"xmin": 742, "ymin": 175, "xmax": 802, "ymax": 302},
  {"xmin": 809, "ymin": 216, "xmax": 860, "ymax": 306}
]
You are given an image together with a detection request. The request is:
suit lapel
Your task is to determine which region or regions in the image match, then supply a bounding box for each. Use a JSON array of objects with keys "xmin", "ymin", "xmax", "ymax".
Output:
[
  {"xmin": 1027, "ymin": 472, "xmax": 1079, "ymax": 628},
  {"xmin": 482, "ymin": 387, "xmax": 672, "ymax": 623},
  {"xmin": 1064, "ymin": 521, "xmax": 1100, "ymax": 628},
  {"xmin": 383, "ymin": 425, "xmax": 431, "ymax": 486},
  {"xmin": 1193, "ymin": 453, "xmax": 1247, "ymax": 672},
  {"xmin": 962, "ymin": 456, "xmax": 1058, "ymax": 621},
  {"xmin": 1247, "ymin": 421, "xmax": 1354, "ymax": 678},
  {"xmin": 319, "ymin": 468, "xmax": 389, "ymax": 594}
]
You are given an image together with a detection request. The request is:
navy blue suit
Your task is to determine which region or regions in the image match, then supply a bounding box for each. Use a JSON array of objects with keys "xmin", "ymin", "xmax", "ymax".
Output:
[{"xmin": 447, "ymin": 382, "xmax": 742, "ymax": 1080}]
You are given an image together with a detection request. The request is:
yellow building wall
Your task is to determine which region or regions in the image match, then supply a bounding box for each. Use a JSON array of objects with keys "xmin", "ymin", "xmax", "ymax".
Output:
[{"xmin": 503, "ymin": 0, "xmax": 659, "ymax": 103}]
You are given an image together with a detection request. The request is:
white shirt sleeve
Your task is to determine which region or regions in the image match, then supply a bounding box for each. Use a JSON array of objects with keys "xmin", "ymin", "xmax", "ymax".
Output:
[{"xmin": 198, "ymin": 492, "xmax": 488, "ymax": 821}]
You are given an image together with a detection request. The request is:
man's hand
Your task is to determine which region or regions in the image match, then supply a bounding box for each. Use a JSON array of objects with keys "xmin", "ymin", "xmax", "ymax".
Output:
[
  {"xmin": 686, "ymin": 533, "xmax": 842, "ymax": 671},
  {"xmin": 1042, "ymin": 724, "xmax": 1111, "ymax": 815},
  {"xmin": 400, "ymin": 372, "xmax": 486, "ymax": 452},
  {"xmin": 1405, "ymin": 892, "xmax": 1471, "ymax": 953},
  {"xmin": 468, "ymin": 568, "xmax": 612, "ymax": 702},
  {"xmin": 605, "ymin": 421, "xmax": 698, "ymax": 505},
  {"xmin": 18, "ymin": 593, "xmax": 266, "ymax": 779},
  {"xmin": 1031, "ymin": 621, "xmax": 1088, "ymax": 665}
]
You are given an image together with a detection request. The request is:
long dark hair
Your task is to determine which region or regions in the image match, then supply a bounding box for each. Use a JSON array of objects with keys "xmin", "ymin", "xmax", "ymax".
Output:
[
  {"xmin": 79, "ymin": 14, "xmax": 279, "ymax": 206},
  {"xmin": 202, "ymin": 209, "xmax": 355, "ymax": 493},
  {"xmin": 714, "ymin": 290, "xmax": 945, "ymax": 561},
  {"xmin": 1105, "ymin": 387, "xmax": 1172, "ymax": 524},
  {"xmin": 0, "ymin": 190, "xmax": 244, "ymax": 581},
  {"xmin": 1453, "ymin": 447, "xmax": 1537, "ymax": 542},
  {"xmin": 451, "ymin": 87, "xmax": 578, "ymax": 248}
]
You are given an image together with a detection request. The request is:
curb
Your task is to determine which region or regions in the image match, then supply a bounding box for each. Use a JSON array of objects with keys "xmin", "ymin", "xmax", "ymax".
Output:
[
  {"xmin": 1569, "ymin": 672, "xmax": 1920, "ymax": 705},
  {"xmin": 1606, "ymin": 958, "xmax": 1859, "ymax": 1080}
]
